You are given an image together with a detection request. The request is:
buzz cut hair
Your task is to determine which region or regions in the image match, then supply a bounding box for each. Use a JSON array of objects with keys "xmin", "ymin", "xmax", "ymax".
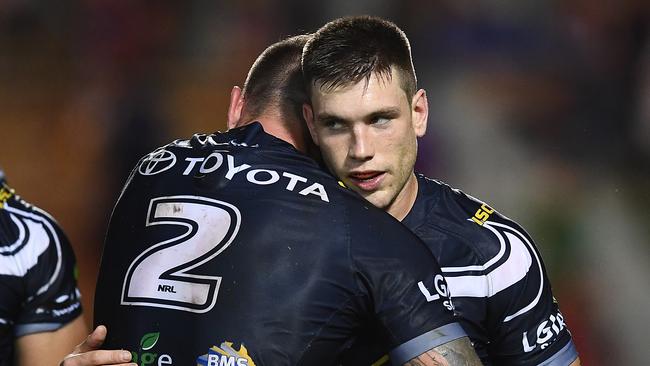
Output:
[
  {"xmin": 302, "ymin": 16, "xmax": 417, "ymax": 99},
  {"xmin": 241, "ymin": 34, "xmax": 312, "ymax": 123}
]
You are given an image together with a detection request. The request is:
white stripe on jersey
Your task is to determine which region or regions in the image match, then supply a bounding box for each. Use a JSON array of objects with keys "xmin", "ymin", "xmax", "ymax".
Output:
[
  {"xmin": 441, "ymin": 221, "xmax": 544, "ymax": 322},
  {"xmin": 441, "ymin": 225, "xmax": 507, "ymax": 273},
  {"xmin": 0, "ymin": 203, "xmax": 63, "ymax": 299},
  {"xmin": 0, "ymin": 212, "xmax": 49, "ymax": 275}
]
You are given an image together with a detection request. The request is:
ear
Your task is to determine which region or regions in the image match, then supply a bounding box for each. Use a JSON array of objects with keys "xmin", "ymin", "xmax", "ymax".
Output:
[
  {"xmin": 227, "ymin": 86, "xmax": 245, "ymax": 129},
  {"xmin": 302, "ymin": 103, "xmax": 320, "ymax": 146},
  {"xmin": 411, "ymin": 88, "xmax": 428, "ymax": 137}
]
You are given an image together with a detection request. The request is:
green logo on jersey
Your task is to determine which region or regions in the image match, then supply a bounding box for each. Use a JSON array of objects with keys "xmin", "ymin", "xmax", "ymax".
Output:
[
  {"xmin": 131, "ymin": 331, "xmax": 172, "ymax": 366},
  {"xmin": 141, "ymin": 332, "xmax": 160, "ymax": 350}
]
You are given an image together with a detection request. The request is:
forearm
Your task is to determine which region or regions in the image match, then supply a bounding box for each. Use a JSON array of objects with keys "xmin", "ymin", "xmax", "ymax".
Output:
[
  {"xmin": 404, "ymin": 337, "xmax": 482, "ymax": 366},
  {"xmin": 15, "ymin": 315, "xmax": 88, "ymax": 366}
]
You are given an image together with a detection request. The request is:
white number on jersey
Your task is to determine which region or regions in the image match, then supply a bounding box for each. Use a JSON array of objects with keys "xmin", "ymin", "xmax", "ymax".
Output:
[{"xmin": 121, "ymin": 195, "xmax": 241, "ymax": 313}]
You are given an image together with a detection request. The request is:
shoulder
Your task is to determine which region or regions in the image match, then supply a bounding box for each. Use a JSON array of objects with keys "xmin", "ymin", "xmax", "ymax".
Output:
[
  {"xmin": 410, "ymin": 175, "xmax": 514, "ymax": 260},
  {"xmin": 0, "ymin": 179, "xmax": 81, "ymax": 333},
  {"xmin": 415, "ymin": 176, "xmax": 576, "ymax": 363},
  {"xmin": 128, "ymin": 140, "xmax": 352, "ymax": 220},
  {"xmin": 413, "ymin": 175, "xmax": 541, "ymax": 292},
  {"xmin": 415, "ymin": 174, "xmax": 505, "ymax": 229},
  {"xmin": 0, "ymin": 181, "xmax": 69, "ymax": 276}
]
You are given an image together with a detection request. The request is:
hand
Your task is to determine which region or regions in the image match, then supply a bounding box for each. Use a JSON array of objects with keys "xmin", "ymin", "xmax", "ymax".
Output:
[{"xmin": 60, "ymin": 325, "xmax": 135, "ymax": 366}]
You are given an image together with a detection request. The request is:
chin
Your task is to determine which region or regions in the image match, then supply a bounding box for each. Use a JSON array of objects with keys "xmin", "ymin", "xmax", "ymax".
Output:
[
  {"xmin": 350, "ymin": 188, "xmax": 388, "ymax": 209},
  {"xmin": 364, "ymin": 195, "xmax": 389, "ymax": 210}
]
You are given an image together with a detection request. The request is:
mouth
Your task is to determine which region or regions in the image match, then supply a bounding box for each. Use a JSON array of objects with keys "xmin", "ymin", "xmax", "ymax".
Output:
[{"xmin": 347, "ymin": 171, "xmax": 385, "ymax": 191}]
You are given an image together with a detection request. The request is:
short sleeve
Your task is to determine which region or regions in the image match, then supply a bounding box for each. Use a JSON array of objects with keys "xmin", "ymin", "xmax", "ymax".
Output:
[
  {"xmin": 0, "ymin": 199, "xmax": 82, "ymax": 338},
  {"xmin": 484, "ymin": 217, "xmax": 578, "ymax": 365}
]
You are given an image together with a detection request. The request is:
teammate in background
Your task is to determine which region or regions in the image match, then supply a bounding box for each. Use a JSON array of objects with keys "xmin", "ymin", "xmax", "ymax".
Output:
[
  {"xmin": 0, "ymin": 170, "xmax": 87, "ymax": 366},
  {"xmin": 62, "ymin": 35, "xmax": 482, "ymax": 365},
  {"xmin": 302, "ymin": 16, "xmax": 581, "ymax": 366}
]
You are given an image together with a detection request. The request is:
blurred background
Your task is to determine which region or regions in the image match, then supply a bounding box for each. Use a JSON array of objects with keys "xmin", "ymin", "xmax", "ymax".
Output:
[{"xmin": 0, "ymin": 1, "xmax": 648, "ymax": 364}]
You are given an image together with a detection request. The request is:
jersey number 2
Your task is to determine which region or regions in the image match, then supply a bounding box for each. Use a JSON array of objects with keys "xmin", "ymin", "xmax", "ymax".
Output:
[{"xmin": 121, "ymin": 195, "xmax": 241, "ymax": 313}]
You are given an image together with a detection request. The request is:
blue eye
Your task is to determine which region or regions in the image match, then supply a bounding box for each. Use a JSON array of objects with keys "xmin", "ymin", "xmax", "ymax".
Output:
[
  {"xmin": 373, "ymin": 117, "xmax": 390, "ymax": 125},
  {"xmin": 371, "ymin": 116, "xmax": 393, "ymax": 126},
  {"xmin": 368, "ymin": 109, "xmax": 399, "ymax": 125}
]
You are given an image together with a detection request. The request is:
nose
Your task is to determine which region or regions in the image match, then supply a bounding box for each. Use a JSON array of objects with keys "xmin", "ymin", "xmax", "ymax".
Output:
[{"xmin": 348, "ymin": 125, "xmax": 374, "ymax": 161}]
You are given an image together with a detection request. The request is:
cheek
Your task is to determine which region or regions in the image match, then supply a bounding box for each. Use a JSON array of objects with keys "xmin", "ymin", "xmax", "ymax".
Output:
[
  {"xmin": 393, "ymin": 132, "xmax": 418, "ymax": 170},
  {"xmin": 383, "ymin": 124, "xmax": 416, "ymax": 155},
  {"xmin": 319, "ymin": 140, "xmax": 347, "ymax": 171}
]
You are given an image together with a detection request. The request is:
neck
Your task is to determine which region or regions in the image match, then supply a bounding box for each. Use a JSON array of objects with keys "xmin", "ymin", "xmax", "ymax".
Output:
[
  {"xmin": 386, "ymin": 173, "xmax": 419, "ymax": 221},
  {"xmin": 264, "ymin": 122, "xmax": 309, "ymax": 152},
  {"xmin": 239, "ymin": 111, "xmax": 308, "ymax": 153}
]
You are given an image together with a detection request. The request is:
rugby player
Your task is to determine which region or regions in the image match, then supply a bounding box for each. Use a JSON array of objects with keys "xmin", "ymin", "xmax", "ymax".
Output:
[
  {"xmin": 0, "ymin": 170, "xmax": 87, "ymax": 366},
  {"xmin": 302, "ymin": 16, "xmax": 581, "ymax": 366},
  {"xmin": 62, "ymin": 35, "xmax": 482, "ymax": 365}
]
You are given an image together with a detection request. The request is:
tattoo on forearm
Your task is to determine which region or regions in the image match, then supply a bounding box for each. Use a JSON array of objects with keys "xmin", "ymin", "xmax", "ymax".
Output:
[{"xmin": 403, "ymin": 337, "xmax": 482, "ymax": 366}]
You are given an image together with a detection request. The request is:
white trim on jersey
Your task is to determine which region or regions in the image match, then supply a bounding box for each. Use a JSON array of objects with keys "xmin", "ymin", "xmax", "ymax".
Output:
[
  {"xmin": 0, "ymin": 202, "xmax": 63, "ymax": 299},
  {"xmin": 441, "ymin": 221, "xmax": 545, "ymax": 323}
]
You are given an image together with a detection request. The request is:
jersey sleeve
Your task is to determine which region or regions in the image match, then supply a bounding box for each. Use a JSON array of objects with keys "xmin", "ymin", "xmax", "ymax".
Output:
[
  {"xmin": 481, "ymin": 214, "xmax": 578, "ymax": 365},
  {"xmin": 0, "ymin": 191, "xmax": 82, "ymax": 338},
  {"xmin": 348, "ymin": 207, "xmax": 466, "ymax": 364}
]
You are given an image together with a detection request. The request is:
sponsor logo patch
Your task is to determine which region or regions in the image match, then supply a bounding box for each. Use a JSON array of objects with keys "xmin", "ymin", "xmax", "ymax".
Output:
[
  {"xmin": 130, "ymin": 332, "xmax": 173, "ymax": 365},
  {"xmin": 0, "ymin": 183, "xmax": 14, "ymax": 208},
  {"xmin": 471, "ymin": 203, "xmax": 494, "ymax": 226},
  {"xmin": 139, "ymin": 149, "xmax": 177, "ymax": 176},
  {"xmin": 181, "ymin": 151, "xmax": 330, "ymax": 203},
  {"xmin": 522, "ymin": 310, "xmax": 566, "ymax": 352},
  {"xmin": 196, "ymin": 341, "xmax": 256, "ymax": 366},
  {"xmin": 418, "ymin": 274, "xmax": 454, "ymax": 311}
]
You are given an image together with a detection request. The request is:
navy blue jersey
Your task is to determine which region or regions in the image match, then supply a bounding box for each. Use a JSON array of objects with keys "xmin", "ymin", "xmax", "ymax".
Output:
[
  {"xmin": 94, "ymin": 123, "xmax": 465, "ymax": 366},
  {"xmin": 342, "ymin": 174, "xmax": 578, "ymax": 366},
  {"xmin": 0, "ymin": 174, "xmax": 83, "ymax": 365},
  {"xmin": 403, "ymin": 175, "xmax": 578, "ymax": 365}
]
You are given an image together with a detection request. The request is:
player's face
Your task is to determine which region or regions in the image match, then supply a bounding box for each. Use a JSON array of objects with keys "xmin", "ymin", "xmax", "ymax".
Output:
[{"xmin": 304, "ymin": 69, "xmax": 428, "ymax": 219}]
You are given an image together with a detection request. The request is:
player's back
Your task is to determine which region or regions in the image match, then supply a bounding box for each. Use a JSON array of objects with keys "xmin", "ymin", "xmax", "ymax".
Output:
[{"xmin": 95, "ymin": 123, "xmax": 459, "ymax": 366}]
